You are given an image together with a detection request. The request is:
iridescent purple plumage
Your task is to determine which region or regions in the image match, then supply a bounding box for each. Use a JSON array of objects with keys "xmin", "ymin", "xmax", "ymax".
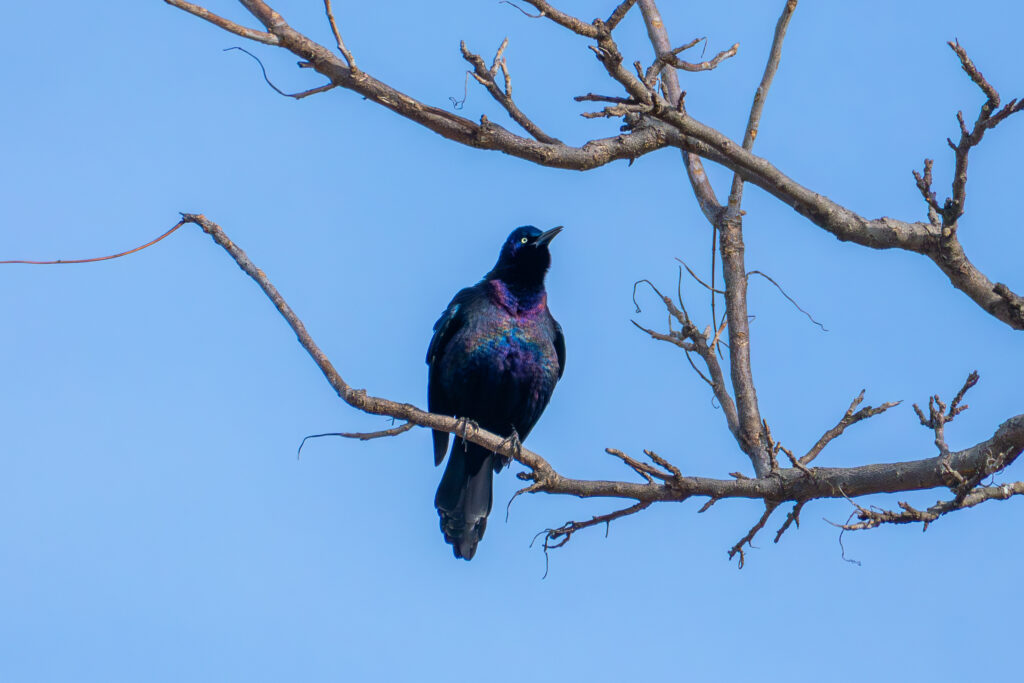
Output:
[{"xmin": 427, "ymin": 226, "xmax": 565, "ymax": 560}]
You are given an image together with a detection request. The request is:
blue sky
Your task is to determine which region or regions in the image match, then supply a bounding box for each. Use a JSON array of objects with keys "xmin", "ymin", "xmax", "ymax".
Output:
[{"xmin": 2, "ymin": 1, "xmax": 1022, "ymax": 681}]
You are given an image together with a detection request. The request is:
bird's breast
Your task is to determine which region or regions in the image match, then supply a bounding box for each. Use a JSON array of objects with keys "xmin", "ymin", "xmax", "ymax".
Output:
[{"xmin": 445, "ymin": 312, "xmax": 560, "ymax": 403}]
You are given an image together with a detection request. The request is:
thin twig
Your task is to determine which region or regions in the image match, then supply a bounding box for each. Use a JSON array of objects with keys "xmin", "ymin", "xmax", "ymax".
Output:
[
  {"xmin": 163, "ymin": 0, "xmax": 279, "ymax": 45},
  {"xmin": 0, "ymin": 221, "xmax": 186, "ymax": 265},
  {"xmin": 801, "ymin": 391, "xmax": 900, "ymax": 465},
  {"xmin": 747, "ymin": 269, "xmax": 826, "ymax": 331},
  {"xmin": 459, "ymin": 40, "xmax": 562, "ymax": 144},
  {"xmin": 676, "ymin": 257, "xmax": 725, "ymax": 294},
  {"xmin": 729, "ymin": 0, "xmax": 798, "ymax": 208},
  {"xmin": 323, "ymin": 0, "xmax": 357, "ymax": 70},
  {"xmin": 728, "ymin": 501, "xmax": 779, "ymax": 568},
  {"xmin": 773, "ymin": 499, "xmax": 805, "ymax": 543},
  {"xmin": 296, "ymin": 421, "xmax": 414, "ymax": 457},
  {"xmin": 225, "ymin": 47, "xmax": 336, "ymax": 99}
]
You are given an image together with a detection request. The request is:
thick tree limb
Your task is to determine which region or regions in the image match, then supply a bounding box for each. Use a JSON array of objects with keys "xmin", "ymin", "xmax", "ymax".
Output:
[
  {"xmin": 161, "ymin": 0, "xmax": 1024, "ymax": 558},
  {"xmin": 177, "ymin": 213, "xmax": 1024, "ymax": 522},
  {"xmin": 166, "ymin": 0, "xmax": 1023, "ymax": 329}
]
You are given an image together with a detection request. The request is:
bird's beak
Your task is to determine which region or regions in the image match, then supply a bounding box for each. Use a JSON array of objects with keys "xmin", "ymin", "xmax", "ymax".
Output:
[{"xmin": 535, "ymin": 225, "xmax": 563, "ymax": 246}]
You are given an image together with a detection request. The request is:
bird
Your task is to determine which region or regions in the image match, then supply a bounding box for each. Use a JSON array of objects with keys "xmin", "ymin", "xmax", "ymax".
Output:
[{"xmin": 426, "ymin": 225, "xmax": 565, "ymax": 560}]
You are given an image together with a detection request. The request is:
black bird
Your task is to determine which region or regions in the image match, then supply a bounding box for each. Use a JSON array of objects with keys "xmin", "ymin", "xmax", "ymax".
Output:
[{"xmin": 426, "ymin": 226, "xmax": 565, "ymax": 560}]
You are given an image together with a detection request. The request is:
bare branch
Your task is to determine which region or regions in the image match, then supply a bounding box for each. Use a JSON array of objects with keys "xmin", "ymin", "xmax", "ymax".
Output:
[
  {"xmin": 176, "ymin": 213, "xmax": 1024, "ymax": 517},
  {"xmin": 637, "ymin": 0, "xmax": 724, "ymax": 223},
  {"xmin": 729, "ymin": 0, "xmax": 798, "ymax": 209},
  {"xmin": 0, "ymin": 221, "xmax": 187, "ymax": 265},
  {"xmin": 163, "ymin": 0, "xmax": 279, "ymax": 45},
  {"xmin": 912, "ymin": 158, "xmax": 942, "ymax": 227},
  {"xmin": 645, "ymin": 38, "xmax": 738, "ymax": 85},
  {"xmin": 729, "ymin": 501, "xmax": 779, "ymax": 568},
  {"xmin": 459, "ymin": 40, "xmax": 562, "ymax": 144},
  {"xmin": 801, "ymin": 391, "xmax": 900, "ymax": 465},
  {"xmin": 718, "ymin": 210, "xmax": 769, "ymax": 476},
  {"xmin": 167, "ymin": 1, "xmax": 1024, "ymax": 329},
  {"xmin": 747, "ymin": 269, "xmax": 826, "ymax": 331},
  {"xmin": 675, "ymin": 257, "xmax": 725, "ymax": 294},
  {"xmin": 633, "ymin": 281, "xmax": 740, "ymax": 439},
  {"xmin": 297, "ymin": 422, "xmax": 415, "ymax": 456},
  {"xmin": 605, "ymin": 0, "xmax": 638, "ymax": 31},
  {"xmin": 225, "ymin": 47, "xmax": 336, "ymax": 99},
  {"xmin": 841, "ymin": 482, "xmax": 1024, "ymax": 532},
  {"xmin": 912, "ymin": 371, "xmax": 980, "ymax": 455},
  {"xmin": 774, "ymin": 499, "xmax": 805, "ymax": 543},
  {"xmin": 539, "ymin": 501, "xmax": 653, "ymax": 552},
  {"xmin": 516, "ymin": 1, "xmax": 599, "ymax": 38},
  {"xmin": 323, "ymin": 0, "xmax": 356, "ymax": 70},
  {"xmin": 941, "ymin": 41, "xmax": 1024, "ymax": 227}
]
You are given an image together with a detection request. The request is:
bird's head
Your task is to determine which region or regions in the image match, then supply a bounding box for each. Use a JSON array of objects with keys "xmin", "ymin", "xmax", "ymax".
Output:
[{"xmin": 488, "ymin": 225, "xmax": 563, "ymax": 287}]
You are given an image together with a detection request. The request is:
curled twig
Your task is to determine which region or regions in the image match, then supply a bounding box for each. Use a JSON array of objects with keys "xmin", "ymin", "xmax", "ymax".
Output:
[
  {"xmin": 296, "ymin": 422, "xmax": 415, "ymax": 457},
  {"xmin": 224, "ymin": 47, "xmax": 336, "ymax": 99}
]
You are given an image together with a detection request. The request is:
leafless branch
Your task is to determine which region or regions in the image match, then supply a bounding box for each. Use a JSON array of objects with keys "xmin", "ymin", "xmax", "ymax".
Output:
[
  {"xmin": 802, "ymin": 391, "xmax": 901, "ymax": 465},
  {"xmin": 729, "ymin": 0, "xmax": 798, "ymax": 209},
  {"xmin": 675, "ymin": 257, "xmax": 725, "ymax": 294},
  {"xmin": 645, "ymin": 38, "xmax": 738, "ymax": 86},
  {"xmin": 164, "ymin": 0, "xmax": 279, "ymax": 45},
  {"xmin": 538, "ymin": 501, "xmax": 653, "ymax": 564},
  {"xmin": 632, "ymin": 281, "xmax": 740, "ymax": 439},
  {"xmin": 172, "ymin": 214, "xmax": 1024, "ymax": 520},
  {"xmin": 943, "ymin": 41, "xmax": 1024, "ymax": 227},
  {"xmin": 912, "ymin": 158, "xmax": 942, "ymax": 227},
  {"xmin": 729, "ymin": 501, "xmax": 779, "ymax": 568},
  {"xmin": 637, "ymin": 0, "xmax": 723, "ymax": 223},
  {"xmin": 912, "ymin": 371, "xmax": 980, "ymax": 455},
  {"xmin": 323, "ymin": 0, "xmax": 356, "ymax": 70},
  {"xmin": 605, "ymin": 0, "xmax": 638, "ymax": 31},
  {"xmin": 747, "ymin": 269, "xmax": 826, "ymax": 331},
  {"xmin": 225, "ymin": 47, "xmax": 336, "ymax": 99},
  {"xmin": 164, "ymin": 0, "xmax": 1024, "ymax": 329},
  {"xmin": 460, "ymin": 40, "xmax": 562, "ymax": 144},
  {"xmin": 152, "ymin": 0, "xmax": 1024, "ymax": 565},
  {"xmin": 297, "ymin": 422, "xmax": 415, "ymax": 456},
  {"xmin": 841, "ymin": 481, "xmax": 1024, "ymax": 532},
  {"xmin": 516, "ymin": 1, "xmax": 599, "ymax": 38},
  {"xmin": 774, "ymin": 499, "xmax": 805, "ymax": 543}
]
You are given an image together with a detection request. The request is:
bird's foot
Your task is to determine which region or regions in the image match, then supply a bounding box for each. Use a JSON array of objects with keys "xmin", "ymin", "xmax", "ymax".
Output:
[
  {"xmin": 498, "ymin": 427, "xmax": 523, "ymax": 465},
  {"xmin": 455, "ymin": 416, "xmax": 480, "ymax": 448}
]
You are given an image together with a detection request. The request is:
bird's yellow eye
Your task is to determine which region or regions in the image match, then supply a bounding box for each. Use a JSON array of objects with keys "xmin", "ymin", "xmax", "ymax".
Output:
[{"xmin": 520, "ymin": 237, "xmax": 529, "ymax": 244}]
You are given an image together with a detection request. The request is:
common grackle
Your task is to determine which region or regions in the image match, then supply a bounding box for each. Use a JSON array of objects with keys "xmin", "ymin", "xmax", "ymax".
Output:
[{"xmin": 427, "ymin": 226, "xmax": 565, "ymax": 560}]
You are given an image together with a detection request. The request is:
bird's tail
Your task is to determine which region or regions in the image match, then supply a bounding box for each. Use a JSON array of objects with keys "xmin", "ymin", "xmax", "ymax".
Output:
[{"xmin": 434, "ymin": 439, "xmax": 495, "ymax": 560}]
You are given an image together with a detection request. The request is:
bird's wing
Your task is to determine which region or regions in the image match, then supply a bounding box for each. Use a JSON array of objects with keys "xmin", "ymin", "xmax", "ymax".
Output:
[
  {"xmin": 426, "ymin": 286, "xmax": 476, "ymax": 365},
  {"xmin": 552, "ymin": 316, "xmax": 566, "ymax": 379},
  {"xmin": 427, "ymin": 286, "xmax": 477, "ymax": 465}
]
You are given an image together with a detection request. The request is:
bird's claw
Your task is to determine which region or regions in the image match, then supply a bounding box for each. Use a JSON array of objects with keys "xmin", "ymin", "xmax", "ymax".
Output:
[
  {"xmin": 498, "ymin": 427, "xmax": 523, "ymax": 465},
  {"xmin": 455, "ymin": 416, "xmax": 480, "ymax": 449}
]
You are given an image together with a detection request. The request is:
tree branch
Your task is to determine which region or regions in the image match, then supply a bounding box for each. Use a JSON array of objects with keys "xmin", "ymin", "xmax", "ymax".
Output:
[
  {"xmin": 178, "ymin": 212, "xmax": 1024, "ymax": 506},
  {"xmin": 166, "ymin": 1, "xmax": 1023, "ymax": 329},
  {"xmin": 840, "ymin": 482, "xmax": 1024, "ymax": 532},
  {"xmin": 801, "ymin": 390, "xmax": 900, "ymax": 465},
  {"xmin": 637, "ymin": 0, "xmax": 724, "ymax": 223},
  {"xmin": 729, "ymin": 0, "xmax": 798, "ymax": 209},
  {"xmin": 459, "ymin": 39, "xmax": 562, "ymax": 144},
  {"xmin": 152, "ymin": 212, "xmax": 1024, "ymax": 564},
  {"xmin": 164, "ymin": 0, "xmax": 279, "ymax": 45}
]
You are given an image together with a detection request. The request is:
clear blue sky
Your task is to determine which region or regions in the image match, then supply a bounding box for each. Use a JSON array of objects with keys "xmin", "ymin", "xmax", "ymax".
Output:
[{"xmin": 2, "ymin": 1, "xmax": 1022, "ymax": 681}]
